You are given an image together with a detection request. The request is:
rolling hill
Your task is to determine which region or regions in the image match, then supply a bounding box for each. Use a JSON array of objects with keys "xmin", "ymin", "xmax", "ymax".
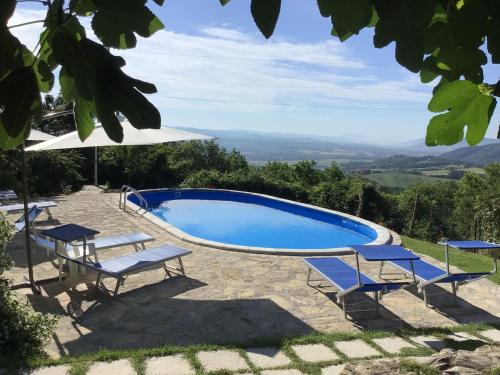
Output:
[{"xmin": 441, "ymin": 143, "xmax": 500, "ymax": 165}]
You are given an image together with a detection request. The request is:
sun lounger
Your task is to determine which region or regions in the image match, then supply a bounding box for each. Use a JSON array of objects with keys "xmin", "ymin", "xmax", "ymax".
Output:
[
  {"xmin": 14, "ymin": 205, "xmax": 43, "ymax": 231},
  {"xmin": 58, "ymin": 244, "xmax": 192, "ymax": 295},
  {"xmin": 0, "ymin": 201, "xmax": 56, "ymax": 220},
  {"xmin": 304, "ymin": 257, "xmax": 409, "ymax": 318},
  {"xmin": 31, "ymin": 231, "xmax": 155, "ymax": 280},
  {"xmin": 0, "ymin": 190, "xmax": 17, "ymax": 200},
  {"xmin": 378, "ymin": 243, "xmax": 498, "ymax": 306}
]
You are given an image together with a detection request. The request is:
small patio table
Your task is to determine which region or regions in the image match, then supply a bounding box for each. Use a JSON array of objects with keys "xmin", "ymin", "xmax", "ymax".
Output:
[
  {"xmin": 350, "ymin": 244, "xmax": 420, "ymax": 283},
  {"xmin": 42, "ymin": 224, "xmax": 100, "ymax": 280},
  {"xmin": 437, "ymin": 240, "xmax": 499, "ymax": 274}
]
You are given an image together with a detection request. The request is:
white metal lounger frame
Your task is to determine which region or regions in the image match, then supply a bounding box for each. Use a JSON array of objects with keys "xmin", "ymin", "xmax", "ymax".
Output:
[
  {"xmin": 58, "ymin": 248, "xmax": 189, "ymax": 296},
  {"xmin": 0, "ymin": 202, "xmax": 55, "ymax": 220},
  {"xmin": 379, "ymin": 245, "xmax": 498, "ymax": 306},
  {"xmin": 30, "ymin": 231, "xmax": 155, "ymax": 280}
]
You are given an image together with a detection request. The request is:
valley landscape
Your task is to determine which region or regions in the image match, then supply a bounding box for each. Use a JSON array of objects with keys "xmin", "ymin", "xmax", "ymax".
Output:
[{"xmin": 178, "ymin": 127, "xmax": 500, "ymax": 188}]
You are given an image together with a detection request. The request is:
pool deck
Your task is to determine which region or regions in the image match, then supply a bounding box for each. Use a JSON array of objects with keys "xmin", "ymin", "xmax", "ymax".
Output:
[{"xmin": 4, "ymin": 186, "xmax": 500, "ymax": 358}]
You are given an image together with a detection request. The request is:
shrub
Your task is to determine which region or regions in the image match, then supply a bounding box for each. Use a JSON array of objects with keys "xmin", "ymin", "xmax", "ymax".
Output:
[{"xmin": 0, "ymin": 215, "xmax": 57, "ymax": 363}]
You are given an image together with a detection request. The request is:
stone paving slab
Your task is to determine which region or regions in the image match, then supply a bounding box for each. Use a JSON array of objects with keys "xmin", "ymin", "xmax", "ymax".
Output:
[
  {"xmin": 372, "ymin": 337, "xmax": 416, "ymax": 354},
  {"xmin": 145, "ymin": 355, "xmax": 194, "ymax": 375},
  {"xmin": 87, "ymin": 360, "xmax": 135, "ymax": 375},
  {"xmin": 261, "ymin": 370, "xmax": 305, "ymax": 375},
  {"xmin": 410, "ymin": 335, "xmax": 446, "ymax": 350},
  {"xmin": 26, "ymin": 365, "xmax": 70, "ymax": 375},
  {"xmin": 335, "ymin": 340, "xmax": 381, "ymax": 358},
  {"xmin": 246, "ymin": 347, "xmax": 291, "ymax": 368},
  {"xmin": 197, "ymin": 350, "xmax": 249, "ymax": 372},
  {"xmin": 446, "ymin": 332, "xmax": 483, "ymax": 342},
  {"xmin": 322, "ymin": 364, "xmax": 345, "ymax": 375},
  {"xmin": 480, "ymin": 329, "xmax": 500, "ymax": 342},
  {"xmin": 291, "ymin": 344, "xmax": 339, "ymax": 362}
]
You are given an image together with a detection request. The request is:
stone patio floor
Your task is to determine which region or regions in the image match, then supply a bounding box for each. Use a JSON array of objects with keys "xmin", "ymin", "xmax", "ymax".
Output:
[{"xmin": 4, "ymin": 187, "xmax": 500, "ymax": 358}]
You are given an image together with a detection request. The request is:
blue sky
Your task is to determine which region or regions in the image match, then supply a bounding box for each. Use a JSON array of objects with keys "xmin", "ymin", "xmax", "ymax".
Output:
[{"xmin": 12, "ymin": 1, "xmax": 500, "ymax": 144}]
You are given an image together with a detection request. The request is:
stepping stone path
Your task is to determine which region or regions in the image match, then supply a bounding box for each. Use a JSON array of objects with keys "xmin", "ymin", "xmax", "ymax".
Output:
[
  {"xmin": 447, "ymin": 332, "xmax": 482, "ymax": 342},
  {"xmin": 335, "ymin": 340, "xmax": 381, "ymax": 358},
  {"xmin": 480, "ymin": 329, "xmax": 500, "ymax": 342},
  {"xmin": 145, "ymin": 355, "xmax": 194, "ymax": 375},
  {"xmin": 87, "ymin": 360, "xmax": 135, "ymax": 375},
  {"xmin": 372, "ymin": 337, "xmax": 416, "ymax": 354},
  {"xmin": 261, "ymin": 370, "xmax": 305, "ymax": 375},
  {"xmin": 26, "ymin": 365, "xmax": 70, "ymax": 375},
  {"xmin": 322, "ymin": 364, "xmax": 346, "ymax": 375},
  {"xmin": 291, "ymin": 343, "xmax": 339, "ymax": 362},
  {"xmin": 246, "ymin": 347, "xmax": 291, "ymax": 368},
  {"xmin": 410, "ymin": 335, "xmax": 446, "ymax": 350},
  {"xmin": 196, "ymin": 350, "xmax": 249, "ymax": 372}
]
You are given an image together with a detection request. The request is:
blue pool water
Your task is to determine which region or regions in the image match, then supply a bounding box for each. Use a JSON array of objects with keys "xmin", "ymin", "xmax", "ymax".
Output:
[{"xmin": 131, "ymin": 189, "xmax": 377, "ymax": 249}]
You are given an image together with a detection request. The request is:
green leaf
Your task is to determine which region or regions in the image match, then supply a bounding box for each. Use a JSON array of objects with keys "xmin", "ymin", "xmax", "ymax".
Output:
[
  {"xmin": 60, "ymin": 68, "xmax": 96, "ymax": 142},
  {"xmin": 373, "ymin": 0, "xmax": 436, "ymax": 72},
  {"xmin": 219, "ymin": 0, "xmax": 231, "ymax": 5},
  {"xmin": 69, "ymin": 0, "xmax": 96, "ymax": 15},
  {"xmin": 0, "ymin": 27, "xmax": 23, "ymax": 80},
  {"xmin": 426, "ymin": 80, "xmax": 497, "ymax": 146},
  {"xmin": 484, "ymin": 0, "xmax": 500, "ymax": 63},
  {"xmin": 329, "ymin": 0, "xmax": 373, "ymax": 41},
  {"xmin": 91, "ymin": 0, "xmax": 164, "ymax": 49},
  {"xmin": 0, "ymin": 119, "xmax": 30, "ymax": 150},
  {"xmin": 250, "ymin": 0, "xmax": 281, "ymax": 39},
  {"xmin": 55, "ymin": 32, "xmax": 160, "ymax": 141},
  {"xmin": 420, "ymin": 56, "xmax": 439, "ymax": 83},
  {"xmin": 0, "ymin": 0, "xmax": 15, "ymax": 25},
  {"xmin": 448, "ymin": 0, "xmax": 488, "ymax": 50},
  {"xmin": 44, "ymin": 0, "xmax": 64, "ymax": 28},
  {"xmin": 0, "ymin": 66, "xmax": 41, "ymax": 137},
  {"xmin": 317, "ymin": 0, "xmax": 334, "ymax": 17}
]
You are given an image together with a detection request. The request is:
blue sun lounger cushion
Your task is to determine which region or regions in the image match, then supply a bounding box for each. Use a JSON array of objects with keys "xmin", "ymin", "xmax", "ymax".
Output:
[
  {"xmin": 304, "ymin": 257, "xmax": 409, "ymax": 318},
  {"xmin": 387, "ymin": 258, "xmax": 493, "ymax": 306},
  {"xmin": 14, "ymin": 205, "xmax": 43, "ymax": 232}
]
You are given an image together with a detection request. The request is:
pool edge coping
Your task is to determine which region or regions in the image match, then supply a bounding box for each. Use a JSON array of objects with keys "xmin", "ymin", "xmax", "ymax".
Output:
[{"xmin": 125, "ymin": 188, "xmax": 393, "ymax": 256}]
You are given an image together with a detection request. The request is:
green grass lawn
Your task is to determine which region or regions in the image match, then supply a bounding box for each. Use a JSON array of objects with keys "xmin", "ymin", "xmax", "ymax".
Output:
[
  {"xmin": 401, "ymin": 236, "xmax": 499, "ymax": 285},
  {"xmin": 366, "ymin": 173, "xmax": 451, "ymax": 188}
]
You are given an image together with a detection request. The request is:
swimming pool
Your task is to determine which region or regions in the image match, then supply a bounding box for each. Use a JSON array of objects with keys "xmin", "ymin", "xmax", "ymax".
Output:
[{"xmin": 127, "ymin": 189, "xmax": 391, "ymax": 255}]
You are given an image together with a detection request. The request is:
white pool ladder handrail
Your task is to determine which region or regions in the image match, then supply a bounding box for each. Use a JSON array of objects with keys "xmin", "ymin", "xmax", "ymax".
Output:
[{"xmin": 119, "ymin": 185, "xmax": 148, "ymax": 212}]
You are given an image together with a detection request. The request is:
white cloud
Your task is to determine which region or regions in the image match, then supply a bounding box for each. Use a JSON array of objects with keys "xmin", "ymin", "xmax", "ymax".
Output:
[
  {"xmin": 200, "ymin": 27, "xmax": 252, "ymax": 42},
  {"xmin": 8, "ymin": 7, "xmax": 430, "ymax": 121}
]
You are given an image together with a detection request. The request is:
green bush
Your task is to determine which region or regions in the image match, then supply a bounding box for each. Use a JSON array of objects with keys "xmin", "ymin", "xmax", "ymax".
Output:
[
  {"xmin": 0, "ymin": 149, "xmax": 85, "ymax": 197},
  {"xmin": 0, "ymin": 215, "xmax": 57, "ymax": 363}
]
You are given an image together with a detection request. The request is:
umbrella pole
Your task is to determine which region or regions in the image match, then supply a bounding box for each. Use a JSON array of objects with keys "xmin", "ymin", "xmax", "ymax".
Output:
[
  {"xmin": 94, "ymin": 147, "xmax": 98, "ymax": 186},
  {"xmin": 21, "ymin": 144, "xmax": 39, "ymax": 294}
]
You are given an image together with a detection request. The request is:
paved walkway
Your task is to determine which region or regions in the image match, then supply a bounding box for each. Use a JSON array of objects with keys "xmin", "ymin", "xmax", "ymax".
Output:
[
  {"xmin": 4, "ymin": 187, "xmax": 500, "ymax": 358},
  {"xmin": 21, "ymin": 329, "xmax": 500, "ymax": 374}
]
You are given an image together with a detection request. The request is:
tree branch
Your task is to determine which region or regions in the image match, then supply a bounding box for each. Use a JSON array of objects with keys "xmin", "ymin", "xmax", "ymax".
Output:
[{"xmin": 8, "ymin": 20, "xmax": 45, "ymax": 29}]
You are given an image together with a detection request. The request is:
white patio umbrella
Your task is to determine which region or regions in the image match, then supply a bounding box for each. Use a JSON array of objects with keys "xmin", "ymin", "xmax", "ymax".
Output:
[
  {"xmin": 26, "ymin": 120, "xmax": 214, "ymax": 185},
  {"xmin": 28, "ymin": 129, "xmax": 56, "ymax": 142}
]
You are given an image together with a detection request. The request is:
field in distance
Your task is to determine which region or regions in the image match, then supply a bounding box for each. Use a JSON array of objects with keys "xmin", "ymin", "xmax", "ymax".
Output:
[{"xmin": 366, "ymin": 172, "xmax": 452, "ymax": 188}]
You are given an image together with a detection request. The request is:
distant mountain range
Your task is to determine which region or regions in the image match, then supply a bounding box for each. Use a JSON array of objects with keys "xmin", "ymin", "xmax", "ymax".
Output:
[{"xmin": 176, "ymin": 127, "xmax": 500, "ymax": 166}]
